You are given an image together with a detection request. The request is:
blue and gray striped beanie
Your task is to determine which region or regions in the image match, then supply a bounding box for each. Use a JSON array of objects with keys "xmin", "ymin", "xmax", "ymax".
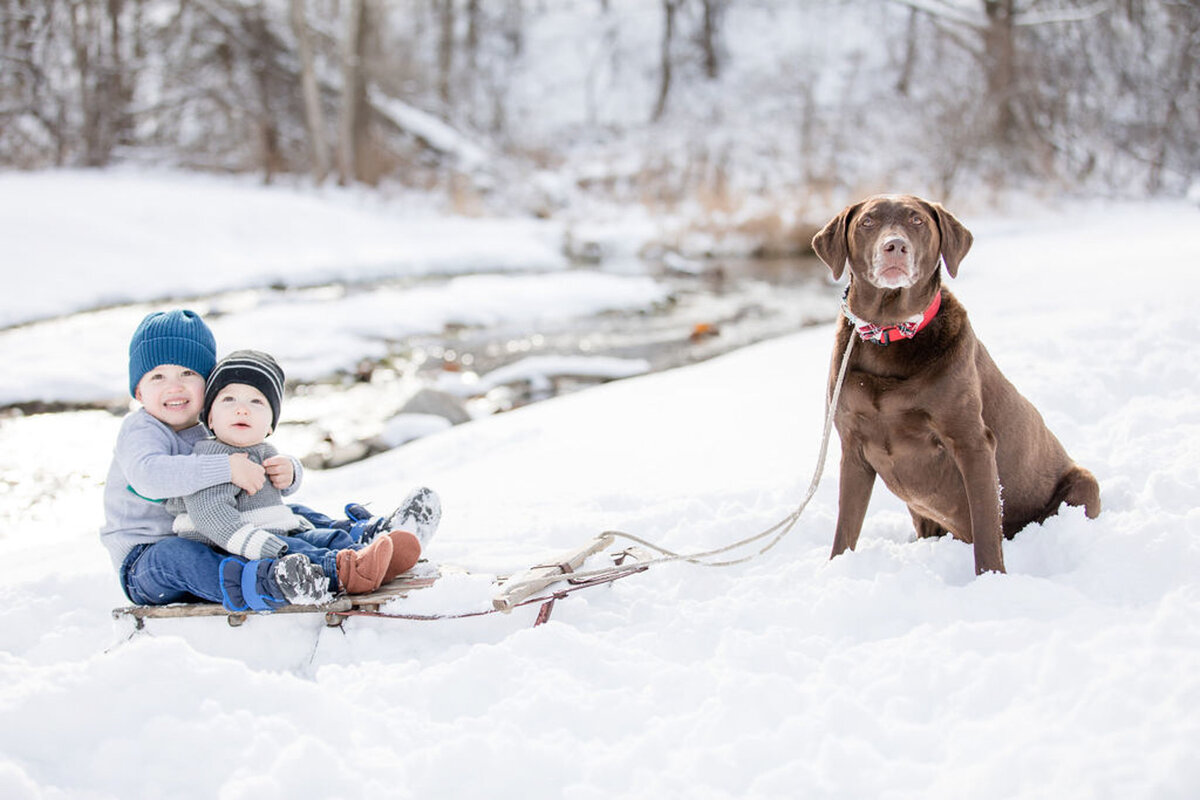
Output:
[{"xmin": 128, "ymin": 309, "xmax": 217, "ymax": 396}]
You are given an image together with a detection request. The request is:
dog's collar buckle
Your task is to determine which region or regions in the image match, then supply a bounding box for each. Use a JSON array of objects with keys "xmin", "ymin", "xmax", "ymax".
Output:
[{"xmin": 842, "ymin": 288, "xmax": 942, "ymax": 346}]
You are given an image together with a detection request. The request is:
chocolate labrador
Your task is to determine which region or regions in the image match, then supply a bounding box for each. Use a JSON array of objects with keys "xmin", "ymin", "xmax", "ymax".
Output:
[{"xmin": 811, "ymin": 194, "xmax": 1100, "ymax": 574}]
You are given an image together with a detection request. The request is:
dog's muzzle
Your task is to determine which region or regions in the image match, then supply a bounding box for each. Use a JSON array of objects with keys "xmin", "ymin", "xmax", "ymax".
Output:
[{"xmin": 870, "ymin": 232, "xmax": 917, "ymax": 289}]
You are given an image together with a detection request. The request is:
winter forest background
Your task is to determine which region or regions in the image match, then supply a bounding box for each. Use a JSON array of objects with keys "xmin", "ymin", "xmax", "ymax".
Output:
[{"xmin": 3, "ymin": 0, "xmax": 1198, "ymax": 241}]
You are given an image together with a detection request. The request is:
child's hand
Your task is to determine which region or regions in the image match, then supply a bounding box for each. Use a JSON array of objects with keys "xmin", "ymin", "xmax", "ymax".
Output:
[
  {"xmin": 229, "ymin": 453, "xmax": 266, "ymax": 495},
  {"xmin": 263, "ymin": 455, "xmax": 295, "ymax": 490}
]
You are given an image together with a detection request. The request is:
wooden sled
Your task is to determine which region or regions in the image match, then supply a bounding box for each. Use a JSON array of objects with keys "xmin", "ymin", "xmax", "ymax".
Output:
[
  {"xmin": 113, "ymin": 536, "xmax": 650, "ymax": 630},
  {"xmin": 113, "ymin": 562, "xmax": 443, "ymax": 629}
]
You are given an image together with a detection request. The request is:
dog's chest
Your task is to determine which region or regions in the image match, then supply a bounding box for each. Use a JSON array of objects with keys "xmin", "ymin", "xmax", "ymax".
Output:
[{"xmin": 836, "ymin": 369, "xmax": 952, "ymax": 475}]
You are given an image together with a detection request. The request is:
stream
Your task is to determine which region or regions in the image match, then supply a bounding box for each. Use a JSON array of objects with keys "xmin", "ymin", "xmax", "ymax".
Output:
[{"xmin": 283, "ymin": 255, "xmax": 838, "ymax": 468}]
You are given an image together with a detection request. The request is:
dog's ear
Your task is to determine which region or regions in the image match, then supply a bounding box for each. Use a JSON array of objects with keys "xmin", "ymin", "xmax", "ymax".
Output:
[
  {"xmin": 811, "ymin": 202, "xmax": 862, "ymax": 280},
  {"xmin": 928, "ymin": 201, "xmax": 973, "ymax": 278}
]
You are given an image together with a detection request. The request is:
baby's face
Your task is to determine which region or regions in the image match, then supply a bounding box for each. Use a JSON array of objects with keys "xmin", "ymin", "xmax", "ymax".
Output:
[{"xmin": 208, "ymin": 382, "xmax": 272, "ymax": 447}]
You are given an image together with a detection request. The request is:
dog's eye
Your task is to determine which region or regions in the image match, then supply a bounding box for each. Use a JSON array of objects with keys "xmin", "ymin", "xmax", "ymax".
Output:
[
  {"xmin": 860, "ymin": 216, "xmax": 876, "ymax": 228},
  {"xmin": 910, "ymin": 214, "xmax": 924, "ymax": 226}
]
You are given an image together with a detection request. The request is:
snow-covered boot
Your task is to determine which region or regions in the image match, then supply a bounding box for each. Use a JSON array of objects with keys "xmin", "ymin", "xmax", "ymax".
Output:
[
  {"xmin": 272, "ymin": 554, "xmax": 333, "ymax": 606},
  {"xmin": 383, "ymin": 487, "xmax": 442, "ymax": 549}
]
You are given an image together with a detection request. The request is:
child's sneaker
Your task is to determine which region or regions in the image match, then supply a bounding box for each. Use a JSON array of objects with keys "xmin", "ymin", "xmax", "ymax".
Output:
[
  {"xmin": 384, "ymin": 487, "xmax": 442, "ymax": 549},
  {"xmin": 272, "ymin": 554, "xmax": 333, "ymax": 606}
]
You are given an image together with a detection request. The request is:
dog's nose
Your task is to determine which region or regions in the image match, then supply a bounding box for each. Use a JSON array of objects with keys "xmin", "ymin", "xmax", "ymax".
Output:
[{"xmin": 883, "ymin": 237, "xmax": 908, "ymax": 255}]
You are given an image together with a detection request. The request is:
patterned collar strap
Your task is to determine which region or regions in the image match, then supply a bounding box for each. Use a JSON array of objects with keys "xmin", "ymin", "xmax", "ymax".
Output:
[{"xmin": 841, "ymin": 287, "xmax": 942, "ymax": 346}]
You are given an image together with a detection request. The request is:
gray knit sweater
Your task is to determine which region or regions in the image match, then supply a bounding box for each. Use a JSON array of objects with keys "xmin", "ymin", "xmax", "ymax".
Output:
[{"xmin": 166, "ymin": 439, "xmax": 310, "ymax": 560}]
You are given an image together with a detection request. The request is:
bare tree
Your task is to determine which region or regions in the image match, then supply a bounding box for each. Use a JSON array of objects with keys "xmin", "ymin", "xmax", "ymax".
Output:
[
  {"xmin": 66, "ymin": 0, "xmax": 133, "ymax": 166},
  {"xmin": 337, "ymin": 0, "xmax": 370, "ymax": 184},
  {"xmin": 652, "ymin": 0, "xmax": 682, "ymax": 121},
  {"xmin": 889, "ymin": 0, "xmax": 1108, "ymax": 158},
  {"xmin": 697, "ymin": 0, "xmax": 725, "ymax": 80},
  {"xmin": 437, "ymin": 0, "xmax": 455, "ymax": 109},
  {"xmin": 290, "ymin": 0, "xmax": 330, "ymax": 183}
]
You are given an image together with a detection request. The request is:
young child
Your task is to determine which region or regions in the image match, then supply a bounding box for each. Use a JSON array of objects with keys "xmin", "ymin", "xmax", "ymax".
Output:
[
  {"xmin": 100, "ymin": 309, "xmax": 440, "ymax": 611},
  {"xmin": 167, "ymin": 349, "xmax": 437, "ymax": 604}
]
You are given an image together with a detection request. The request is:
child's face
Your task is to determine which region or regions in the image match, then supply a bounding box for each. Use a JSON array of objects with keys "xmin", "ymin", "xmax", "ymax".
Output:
[
  {"xmin": 207, "ymin": 382, "xmax": 273, "ymax": 447},
  {"xmin": 135, "ymin": 364, "xmax": 207, "ymax": 431}
]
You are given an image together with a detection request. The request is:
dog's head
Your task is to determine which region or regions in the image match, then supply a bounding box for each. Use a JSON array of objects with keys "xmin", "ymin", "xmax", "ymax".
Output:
[{"xmin": 811, "ymin": 194, "xmax": 973, "ymax": 289}]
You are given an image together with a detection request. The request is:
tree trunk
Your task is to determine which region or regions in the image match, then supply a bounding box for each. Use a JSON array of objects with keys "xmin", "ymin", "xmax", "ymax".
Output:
[
  {"xmin": 652, "ymin": 0, "xmax": 680, "ymax": 121},
  {"xmin": 466, "ymin": 0, "xmax": 480, "ymax": 73},
  {"xmin": 290, "ymin": 0, "xmax": 330, "ymax": 184},
  {"xmin": 246, "ymin": 5, "xmax": 282, "ymax": 184},
  {"xmin": 337, "ymin": 0, "xmax": 369, "ymax": 185},
  {"xmin": 896, "ymin": 7, "xmax": 919, "ymax": 95},
  {"xmin": 699, "ymin": 0, "xmax": 722, "ymax": 80},
  {"xmin": 982, "ymin": 0, "xmax": 1020, "ymax": 146},
  {"xmin": 437, "ymin": 0, "xmax": 455, "ymax": 109}
]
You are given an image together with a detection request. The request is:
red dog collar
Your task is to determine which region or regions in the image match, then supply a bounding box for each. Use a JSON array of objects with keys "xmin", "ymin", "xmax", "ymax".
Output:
[{"xmin": 841, "ymin": 288, "xmax": 942, "ymax": 346}]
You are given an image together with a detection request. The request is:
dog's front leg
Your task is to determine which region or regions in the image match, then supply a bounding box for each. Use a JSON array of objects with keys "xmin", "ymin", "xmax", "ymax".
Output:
[
  {"xmin": 954, "ymin": 441, "xmax": 1006, "ymax": 575},
  {"xmin": 831, "ymin": 451, "xmax": 876, "ymax": 560}
]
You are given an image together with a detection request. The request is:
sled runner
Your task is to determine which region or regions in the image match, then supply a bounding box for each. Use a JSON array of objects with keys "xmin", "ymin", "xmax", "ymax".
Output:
[{"xmin": 112, "ymin": 535, "xmax": 650, "ymax": 630}]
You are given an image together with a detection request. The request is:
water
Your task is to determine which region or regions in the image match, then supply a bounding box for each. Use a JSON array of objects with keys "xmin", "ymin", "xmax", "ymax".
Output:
[
  {"xmin": 283, "ymin": 255, "xmax": 839, "ymax": 467},
  {"xmin": 406, "ymin": 255, "xmax": 835, "ymax": 388}
]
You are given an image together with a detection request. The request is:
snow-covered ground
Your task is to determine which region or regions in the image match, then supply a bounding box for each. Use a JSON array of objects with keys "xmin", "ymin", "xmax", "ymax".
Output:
[{"xmin": 1, "ymin": 172, "xmax": 1198, "ymax": 799}]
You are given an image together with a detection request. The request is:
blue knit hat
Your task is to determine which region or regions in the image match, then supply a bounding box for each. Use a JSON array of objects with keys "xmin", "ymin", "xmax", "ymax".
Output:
[{"xmin": 128, "ymin": 309, "xmax": 217, "ymax": 396}]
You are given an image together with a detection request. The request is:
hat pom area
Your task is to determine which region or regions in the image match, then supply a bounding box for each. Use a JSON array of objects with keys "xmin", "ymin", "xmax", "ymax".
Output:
[{"xmin": 128, "ymin": 309, "xmax": 217, "ymax": 396}]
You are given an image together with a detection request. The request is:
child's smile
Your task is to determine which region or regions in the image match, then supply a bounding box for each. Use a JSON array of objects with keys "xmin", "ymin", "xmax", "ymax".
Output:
[{"xmin": 134, "ymin": 365, "xmax": 206, "ymax": 431}]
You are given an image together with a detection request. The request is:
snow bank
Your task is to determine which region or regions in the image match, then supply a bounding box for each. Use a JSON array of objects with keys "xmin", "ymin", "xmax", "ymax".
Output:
[{"xmin": 0, "ymin": 169, "xmax": 566, "ymax": 328}]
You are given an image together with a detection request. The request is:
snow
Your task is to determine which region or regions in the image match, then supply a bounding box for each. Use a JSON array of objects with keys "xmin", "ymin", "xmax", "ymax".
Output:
[{"xmin": 2, "ymin": 172, "xmax": 1199, "ymax": 799}]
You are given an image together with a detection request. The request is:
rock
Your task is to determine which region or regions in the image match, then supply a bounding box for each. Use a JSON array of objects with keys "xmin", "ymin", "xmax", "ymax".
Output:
[{"xmin": 398, "ymin": 388, "xmax": 471, "ymax": 425}]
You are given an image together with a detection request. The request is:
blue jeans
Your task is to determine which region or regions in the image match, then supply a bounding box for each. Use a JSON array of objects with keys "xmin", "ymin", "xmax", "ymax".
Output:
[
  {"xmin": 121, "ymin": 505, "xmax": 359, "ymax": 607},
  {"xmin": 289, "ymin": 503, "xmax": 376, "ymax": 542},
  {"xmin": 122, "ymin": 537, "xmax": 230, "ymax": 605}
]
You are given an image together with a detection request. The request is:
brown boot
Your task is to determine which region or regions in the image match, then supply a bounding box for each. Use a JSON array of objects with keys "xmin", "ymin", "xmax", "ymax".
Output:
[
  {"xmin": 382, "ymin": 530, "xmax": 422, "ymax": 584},
  {"xmin": 335, "ymin": 535, "xmax": 393, "ymax": 594}
]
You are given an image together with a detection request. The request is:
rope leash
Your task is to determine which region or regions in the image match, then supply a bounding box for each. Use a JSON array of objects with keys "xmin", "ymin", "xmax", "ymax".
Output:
[
  {"xmin": 572, "ymin": 327, "xmax": 856, "ymax": 578},
  {"xmin": 331, "ymin": 326, "xmax": 856, "ymax": 626},
  {"xmin": 457, "ymin": 327, "xmax": 857, "ymax": 590}
]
